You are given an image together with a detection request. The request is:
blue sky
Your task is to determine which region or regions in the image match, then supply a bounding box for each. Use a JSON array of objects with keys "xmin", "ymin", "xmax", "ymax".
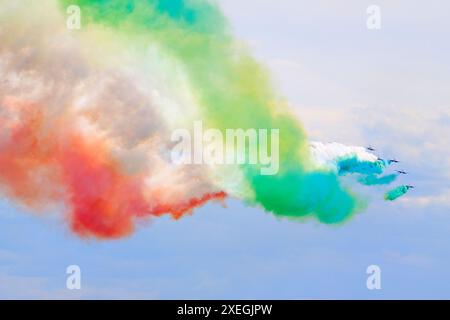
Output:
[{"xmin": 1, "ymin": 0, "xmax": 449, "ymax": 299}]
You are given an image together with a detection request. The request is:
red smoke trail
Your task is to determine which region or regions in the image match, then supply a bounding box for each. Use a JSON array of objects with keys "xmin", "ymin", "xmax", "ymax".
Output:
[
  {"xmin": 0, "ymin": 97, "xmax": 61, "ymax": 207},
  {"xmin": 153, "ymin": 191, "xmax": 227, "ymax": 220},
  {"xmin": 0, "ymin": 97, "xmax": 226, "ymax": 239}
]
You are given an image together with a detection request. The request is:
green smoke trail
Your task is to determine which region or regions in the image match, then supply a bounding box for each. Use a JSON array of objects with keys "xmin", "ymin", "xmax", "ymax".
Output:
[
  {"xmin": 358, "ymin": 173, "xmax": 397, "ymax": 186},
  {"xmin": 337, "ymin": 157, "xmax": 385, "ymax": 176},
  {"xmin": 384, "ymin": 185, "xmax": 412, "ymax": 201},
  {"xmin": 59, "ymin": 0, "xmax": 362, "ymax": 223}
]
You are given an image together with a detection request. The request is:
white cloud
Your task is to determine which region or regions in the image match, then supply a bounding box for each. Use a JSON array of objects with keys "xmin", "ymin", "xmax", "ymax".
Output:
[
  {"xmin": 399, "ymin": 189, "xmax": 450, "ymax": 208},
  {"xmin": 0, "ymin": 273, "xmax": 160, "ymax": 299}
]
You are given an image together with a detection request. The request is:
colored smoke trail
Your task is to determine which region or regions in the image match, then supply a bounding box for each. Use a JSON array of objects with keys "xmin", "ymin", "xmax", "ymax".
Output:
[
  {"xmin": 358, "ymin": 174, "xmax": 398, "ymax": 186},
  {"xmin": 385, "ymin": 185, "xmax": 413, "ymax": 201},
  {"xmin": 0, "ymin": 0, "xmax": 411, "ymax": 238},
  {"xmin": 56, "ymin": 0, "xmax": 361, "ymax": 224}
]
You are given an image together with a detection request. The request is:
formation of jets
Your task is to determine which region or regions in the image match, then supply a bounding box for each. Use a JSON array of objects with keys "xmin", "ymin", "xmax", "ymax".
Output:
[{"xmin": 368, "ymin": 145, "xmax": 414, "ymax": 188}]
